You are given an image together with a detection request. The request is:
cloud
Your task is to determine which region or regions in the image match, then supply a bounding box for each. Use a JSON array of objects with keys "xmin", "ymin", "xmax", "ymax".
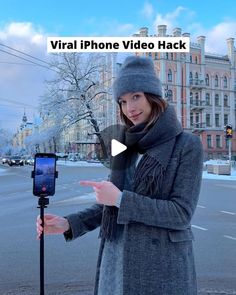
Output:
[
  {"xmin": 150, "ymin": 7, "xmax": 236, "ymax": 54},
  {"xmin": 87, "ymin": 20, "xmax": 135, "ymax": 37},
  {"xmin": 141, "ymin": 2, "xmax": 154, "ymax": 19},
  {"xmin": 153, "ymin": 6, "xmax": 187, "ymax": 33},
  {"xmin": 186, "ymin": 20, "xmax": 236, "ymax": 54},
  {"xmin": 0, "ymin": 22, "xmax": 51, "ymax": 132},
  {"xmin": 0, "ymin": 22, "xmax": 45, "ymax": 45},
  {"xmin": 204, "ymin": 22, "xmax": 236, "ymax": 54}
]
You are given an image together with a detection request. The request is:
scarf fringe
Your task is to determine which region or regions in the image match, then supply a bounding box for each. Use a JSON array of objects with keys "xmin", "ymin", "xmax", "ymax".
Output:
[
  {"xmin": 134, "ymin": 154, "xmax": 165, "ymax": 196},
  {"xmin": 100, "ymin": 154, "xmax": 166, "ymax": 241},
  {"xmin": 99, "ymin": 206, "xmax": 119, "ymax": 241}
]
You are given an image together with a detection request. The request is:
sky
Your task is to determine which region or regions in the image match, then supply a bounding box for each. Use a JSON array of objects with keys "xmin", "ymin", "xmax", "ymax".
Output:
[{"xmin": 0, "ymin": 0, "xmax": 236, "ymax": 133}]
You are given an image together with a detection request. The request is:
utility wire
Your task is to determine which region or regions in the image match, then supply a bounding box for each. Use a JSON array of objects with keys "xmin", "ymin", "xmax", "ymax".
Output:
[
  {"xmin": 0, "ymin": 43, "xmax": 50, "ymax": 65},
  {"xmin": 0, "ymin": 96, "xmax": 37, "ymax": 108},
  {"xmin": 0, "ymin": 61, "xmax": 43, "ymax": 66},
  {"xmin": 0, "ymin": 48, "xmax": 53, "ymax": 71}
]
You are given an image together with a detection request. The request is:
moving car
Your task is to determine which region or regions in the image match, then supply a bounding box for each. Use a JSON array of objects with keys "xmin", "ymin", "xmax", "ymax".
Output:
[{"xmin": 8, "ymin": 156, "xmax": 24, "ymax": 166}]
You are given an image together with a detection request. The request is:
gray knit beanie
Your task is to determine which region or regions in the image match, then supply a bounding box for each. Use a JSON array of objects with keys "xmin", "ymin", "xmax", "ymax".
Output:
[{"xmin": 113, "ymin": 55, "xmax": 163, "ymax": 102}]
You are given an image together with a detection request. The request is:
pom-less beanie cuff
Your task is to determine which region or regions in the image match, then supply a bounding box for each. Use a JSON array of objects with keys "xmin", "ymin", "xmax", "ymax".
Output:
[{"xmin": 113, "ymin": 56, "xmax": 163, "ymax": 102}]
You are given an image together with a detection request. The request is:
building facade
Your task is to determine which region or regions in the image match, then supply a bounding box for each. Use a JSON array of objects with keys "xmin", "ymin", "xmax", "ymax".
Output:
[
  {"xmin": 13, "ymin": 26, "xmax": 236, "ymax": 161},
  {"xmin": 134, "ymin": 25, "xmax": 236, "ymax": 160}
]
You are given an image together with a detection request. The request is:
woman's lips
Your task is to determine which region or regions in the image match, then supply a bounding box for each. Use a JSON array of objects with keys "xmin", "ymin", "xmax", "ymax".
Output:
[{"xmin": 129, "ymin": 112, "xmax": 142, "ymax": 120}]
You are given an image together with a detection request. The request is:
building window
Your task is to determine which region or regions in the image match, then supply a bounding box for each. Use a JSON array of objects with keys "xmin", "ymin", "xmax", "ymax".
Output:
[
  {"xmin": 189, "ymin": 72, "xmax": 193, "ymax": 84},
  {"xmin": 166, "ymin": 53, "xmax": 169, "ymax": 59},
  {"xmin": 190, "ymin": 112, "xmax": 194, "ymax": 126},
  {"xmin": 206, "ymin": 114, "xmax": 211, "ymax": 127},
  {"xmin": 207, "ymin": 135, "xmax": 212, "ymax": 148},
  {"xmin": 216, "ymin": 135, "xmax": 221, "ymax": 148},
  {"xmin": 205, "ymin": 93, "xmax": 211, "ymax": 105},
  {"xmin": 168, "ymin": 90, "xmax": 173, "ymax": 100},
  {"xmin": 196, "ymin": 113, "xmax": 200, "ymax": 125},
  {"xmin": 223, "ymin": 76, "xmax": 227, "ymax": 88},
  {"xmin": 190, "ymin": 92, "xmax": 193, "ymax": 104},
  {"xmin": 171, "ymin": 53, "xmax": 174, "ymax": 60},
  {"xmin": 215, "ymin": 94, "xmax": 220, "ymax": 106},
  {"xmin": 224, "ymin": 114, "xmax": 228, "ymax": 126},
  {"xmin": 190, "ymin": 55, "xmax": 192, "ymax": 63},
  {"xmin": 205, "ymin": 74, "xmax": 209, "ymax": 86},
  {"xmin": 224, "ymin": 95, "xmax": 228, "ymax": 107},
  {"xmin": 195, "ymin": 56, "xmax": 198, "ymax": 64},
  {"xmin": 195, "ymin": 72, "xmax": 198, "ymax": 84},
  {"xmin": 195, "ymin": 92, "xmax": 199, "ymax": 105},
  {"xmin": 148, "ymin": 52, "xmax": 152, "ymax": 58},
  {"xmin": 154, "ymin": 52, "xmax": 158, "ymax": 60},
  {"xmin": 215, "ymin": 113, "xmax": 220, "ymax": 127},
  {"xmin": 168, "ymin": 69, "xmax": 172, "ymax": 82},
  {"xmin": 215, "ymin": 75, "xmax": 219, "ymax": 87}
]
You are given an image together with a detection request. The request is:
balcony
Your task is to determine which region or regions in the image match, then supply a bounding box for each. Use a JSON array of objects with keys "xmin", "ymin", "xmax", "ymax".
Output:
[
  {"xmin": 191, "ymin": 122, "xmax": 206, "ymax": 132},
  {"xmin": 189, "ymin": 79, "xmax": 205, "ymax": 89},
  {"xmin": 190, "ymin": 100, "xmax": 206, "ymax": 111}
]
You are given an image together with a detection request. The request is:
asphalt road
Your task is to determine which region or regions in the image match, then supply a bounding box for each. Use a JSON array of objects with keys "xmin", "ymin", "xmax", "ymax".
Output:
[{"xmin": 0, "ymin": 163, "xmax": 235, "ymax": 294}]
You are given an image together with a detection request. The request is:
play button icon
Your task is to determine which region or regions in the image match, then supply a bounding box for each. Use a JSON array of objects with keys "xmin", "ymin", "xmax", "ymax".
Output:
[
  {"xmin": 111, "ymin": 139, "xmax": 127, "ymax": 157},
  {"xmin": 95, "ymin": 124, "xmax": 129, "ymax": 169}
]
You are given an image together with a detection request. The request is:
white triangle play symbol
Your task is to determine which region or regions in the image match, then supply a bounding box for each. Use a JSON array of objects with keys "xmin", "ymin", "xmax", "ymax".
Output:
[{"xmin": 111, "ymin": 139, "xmax": 127, "ymax": 157}]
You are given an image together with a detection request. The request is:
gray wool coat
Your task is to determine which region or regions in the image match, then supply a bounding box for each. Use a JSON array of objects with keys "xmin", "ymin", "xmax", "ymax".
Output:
[{"xmin": 65, "ymin": 131, "xmax": 203, "ymax": 295}]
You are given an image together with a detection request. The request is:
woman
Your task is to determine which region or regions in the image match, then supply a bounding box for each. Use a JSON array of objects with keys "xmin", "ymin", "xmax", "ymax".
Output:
[{"xmin": 37, "ymin": 56, "xmax": 203, "ymax": 295}]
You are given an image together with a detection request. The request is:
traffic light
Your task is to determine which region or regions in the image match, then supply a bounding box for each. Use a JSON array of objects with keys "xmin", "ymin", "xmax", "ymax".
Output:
[{"xmin": 225, "ymin": 124, "xmax": 233, "ymax": 139}]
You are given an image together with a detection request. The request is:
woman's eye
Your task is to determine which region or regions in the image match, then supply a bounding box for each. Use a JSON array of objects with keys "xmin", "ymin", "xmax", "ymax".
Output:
[
  {"xmin": 120, "ymin": 100, "xmax": 126, "ymax": 105},
  {"xmin": 133, "ymin": 95, "xmax": 139, "ymax": 100}
]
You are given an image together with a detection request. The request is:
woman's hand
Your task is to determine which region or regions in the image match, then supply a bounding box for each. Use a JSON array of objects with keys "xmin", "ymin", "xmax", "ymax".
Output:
[
  {"xmin": 80, "ymin": 180, "xmax": 121, "ymax": 206},
  {"xmin": 36, "ymin": 214, "xmax": 70, "ymax": 240}
]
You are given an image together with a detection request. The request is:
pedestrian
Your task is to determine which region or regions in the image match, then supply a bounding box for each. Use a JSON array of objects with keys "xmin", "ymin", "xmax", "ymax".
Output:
[{"xmin": 37, "ymin": 55, "xmax": 203, "ymax": 295}]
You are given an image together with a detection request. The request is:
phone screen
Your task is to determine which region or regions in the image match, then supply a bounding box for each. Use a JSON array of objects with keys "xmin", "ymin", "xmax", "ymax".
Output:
[{"xmin": 33, "ymin": 154, "xmax": 56, "ymax": 196}]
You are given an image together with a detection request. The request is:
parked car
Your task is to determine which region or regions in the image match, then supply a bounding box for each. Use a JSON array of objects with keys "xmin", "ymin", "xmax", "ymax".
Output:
[
  {"xmin": 56, "ymin": 153, "xmax": 68, "ymax": 159},
  {"xmin": 68, "ymin": 154, "xmax": 79, "ymax": 162},
  {"xmin": 25, "ymin": 157, "xmax": 34, "ymax": 165},
  {"xmin": 8, "ymin": 156, "xmax": 24, "ymax": 166},
  {"xmin": 2, "ymin": 156, "xmax": 10, "ymax": 165}
]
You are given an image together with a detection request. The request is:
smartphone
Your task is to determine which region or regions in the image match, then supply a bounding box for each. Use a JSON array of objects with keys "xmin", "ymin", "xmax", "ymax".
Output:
[{"xmin": 33, "ymin": 153, "xmax": 57, "ymax": 196}]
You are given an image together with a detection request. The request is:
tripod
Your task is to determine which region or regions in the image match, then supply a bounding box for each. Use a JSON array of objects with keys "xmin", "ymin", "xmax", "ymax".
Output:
[
  {"xmin": 31, "ymin": 153, "xmax": 58, "ymax": 294},
  {"xmin": 38, "ymin": 196, "xmax": 49, "ymax": 295}
]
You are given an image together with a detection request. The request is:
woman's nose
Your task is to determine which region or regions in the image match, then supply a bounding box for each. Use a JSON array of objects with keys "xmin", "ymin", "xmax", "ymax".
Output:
[{"xmin": 126, "ymin": 101, "xmax": 136, "ymax": 113}]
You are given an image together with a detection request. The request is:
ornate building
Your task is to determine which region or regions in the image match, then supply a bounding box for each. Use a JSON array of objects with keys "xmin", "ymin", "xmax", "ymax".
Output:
[{"xmin": 133, "ymin": 25, "xmax": 236, "ymax": 160}]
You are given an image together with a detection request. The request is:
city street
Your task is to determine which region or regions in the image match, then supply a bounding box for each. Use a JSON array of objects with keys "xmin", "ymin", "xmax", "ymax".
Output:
[{"xmin": 0, "ymin": 163, "xmax": 236, "ymax": 294}]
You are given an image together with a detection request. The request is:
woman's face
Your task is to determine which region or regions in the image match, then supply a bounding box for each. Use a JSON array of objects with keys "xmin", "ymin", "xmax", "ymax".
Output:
[{"xmin": 119, "ymin": 92, "xmax": 152, "ymax": 125}]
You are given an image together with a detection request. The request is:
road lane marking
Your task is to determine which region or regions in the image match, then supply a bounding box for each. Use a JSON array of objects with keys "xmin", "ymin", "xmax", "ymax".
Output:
[
  {"xmin": 192, "ymin": 225, "xmax": 208, "ymax": 231},
  {"xmin": 224, "ymin": 235, "xmax": 236, "ymax": 241},
  {"xmin": 197, "ymin": 205, "xmax": 206, "ymax": 208},
  {"xmin": 220, "ymin": 210, "xmax": 235, "ymax": 215}
]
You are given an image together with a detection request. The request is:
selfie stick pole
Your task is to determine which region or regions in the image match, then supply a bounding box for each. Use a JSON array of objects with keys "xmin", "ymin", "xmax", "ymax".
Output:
[{"xmin": 38, "ymin": 196, "xmax": 49, "ymax": 295}]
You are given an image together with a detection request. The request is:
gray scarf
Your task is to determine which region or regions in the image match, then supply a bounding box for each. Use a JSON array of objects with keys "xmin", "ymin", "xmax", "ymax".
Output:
[{"xmin": 99, "ymin": 105, "xmax": 183, "ymax": 241}]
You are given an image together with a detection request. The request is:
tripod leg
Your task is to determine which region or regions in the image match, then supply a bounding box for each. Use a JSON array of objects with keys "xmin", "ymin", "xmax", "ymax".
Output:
[{"xmin": 40, "ymin": 203, "xmax": 45, "ymax": 295}]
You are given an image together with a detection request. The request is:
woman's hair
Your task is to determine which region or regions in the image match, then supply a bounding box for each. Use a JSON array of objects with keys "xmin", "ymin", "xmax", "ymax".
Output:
[{"xmin": 118, "ymin": 93, "xmax": 168, "ymax": 130}]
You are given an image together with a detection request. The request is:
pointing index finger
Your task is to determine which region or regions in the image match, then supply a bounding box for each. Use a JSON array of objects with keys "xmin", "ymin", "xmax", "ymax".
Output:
[{"xmin": 79, "ymin": 180, "xmax": 102, "ymax": 188}]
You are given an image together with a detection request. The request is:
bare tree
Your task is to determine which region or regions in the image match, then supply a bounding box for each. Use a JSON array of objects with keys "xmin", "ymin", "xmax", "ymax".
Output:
[
  {"xmin": 0, "ymin": 128, "xmax": 13, "ymax": 155},
  {"xmin": 39, "ymin": 53, "xmax": 112, "ymax": 158}
]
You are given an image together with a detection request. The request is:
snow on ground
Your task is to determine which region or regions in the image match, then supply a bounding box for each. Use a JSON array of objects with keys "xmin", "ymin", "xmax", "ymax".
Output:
[
  {"xmin": 202, "ymin": 169, "xmax": 236, "ymax": 181},
  {"xmin": 57, "ymin": 160, "xmax": 236, "ymax": 181},
  {"xmin": 57, "ymin": 160, "xmax": 103, "ymax": 167},
  {"xmin": 1, "ymin": 160, "xmax": 236, "ymax": 180}
]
